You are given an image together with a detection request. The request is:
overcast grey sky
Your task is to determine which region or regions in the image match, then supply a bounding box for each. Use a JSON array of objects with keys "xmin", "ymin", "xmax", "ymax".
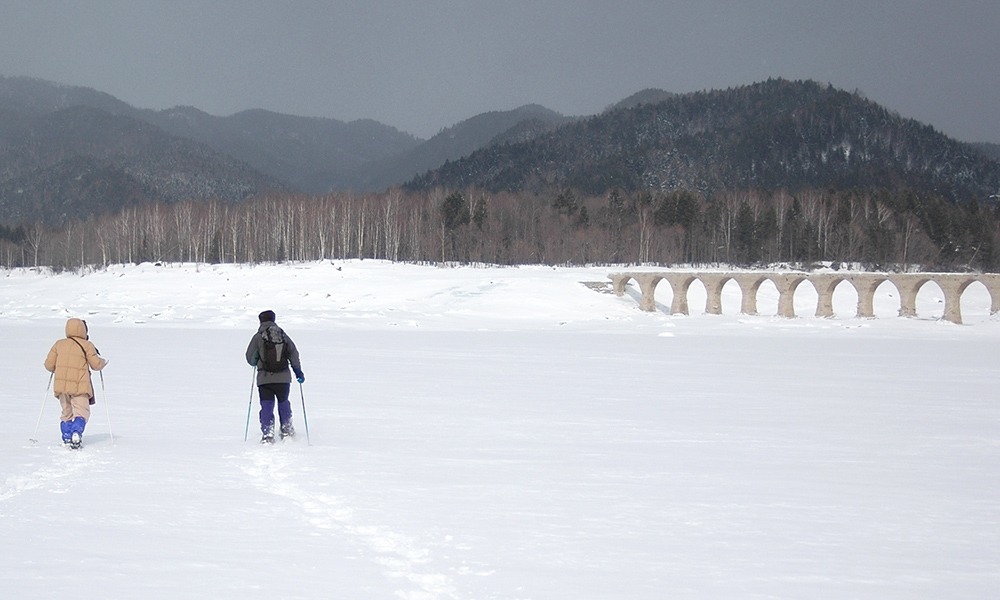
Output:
[{"xmin": 1, "ymin": 1, "xmax": 997, "ymax": 142}]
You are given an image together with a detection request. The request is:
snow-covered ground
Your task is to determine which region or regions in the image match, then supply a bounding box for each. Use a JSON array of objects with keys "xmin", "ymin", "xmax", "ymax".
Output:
[{"xmin": 2, "ymin": 261, "xmax": 998, "ymax": 599}]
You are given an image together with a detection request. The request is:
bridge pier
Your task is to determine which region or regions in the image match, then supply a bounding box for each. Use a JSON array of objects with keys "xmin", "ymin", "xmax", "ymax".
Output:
[
  {"xmin": 808, "ymin": 274, "xmax": 840, "ymax": 318},
  {"xmin": 700, "ymin": 275, "xmax": 730, "ymax": 315},
  {"xmin": 888, "ymin": 274, "xmax": 932, "ymax": 320},
  {"xmin": 939, "ymin": 275, "xmax": 969, "ymax": 325},
  {"xmin": 983, "ymin": 274, "xmax": 1000, "ymax": 315},
  {"xmin": 609, "ymin": 273, "xmax": 630, "ymax": 296},
  {"xmin": 635, "ymin": 273, "xmax": 662, "ymax": 312},
  {"xmin": 732, "ymin": 274, "xmax": 764, "ymax": 315},
  {"xmin": 770, "ymin": 274, "xmax": 807, "ymax": 318},
  {"xmin": 845, "ymin": 274, "xmax": 887, "ymax": 318},
  {"xmin": 662, "ymin": 274, "xmax": 697, "ymax": 314}
]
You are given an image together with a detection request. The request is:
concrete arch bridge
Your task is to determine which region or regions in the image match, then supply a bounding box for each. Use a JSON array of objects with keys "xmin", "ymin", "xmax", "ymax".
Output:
[{"xmin": 608, "ymin": 271, "xmax": 1000, "ymax": 324}]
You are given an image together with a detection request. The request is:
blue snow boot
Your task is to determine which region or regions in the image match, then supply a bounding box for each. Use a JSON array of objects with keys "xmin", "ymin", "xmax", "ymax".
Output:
[
  {"xmin": 60, "ymin": 421, "xmax": 72, "ymax": 444},
  {"xmin": 69, "ymin": 417, "xmax": 86, "ymax": 449}
]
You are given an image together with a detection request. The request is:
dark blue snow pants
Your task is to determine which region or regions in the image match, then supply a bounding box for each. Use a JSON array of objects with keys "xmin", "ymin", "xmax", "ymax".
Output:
[{"xmin": 258, "ymin": 383, "xmax": 292, "ymax": 436}]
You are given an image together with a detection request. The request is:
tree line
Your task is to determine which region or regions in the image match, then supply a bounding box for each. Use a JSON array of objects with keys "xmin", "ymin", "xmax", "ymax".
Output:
[{"xmin": 2, "ymin": 185, "xmax": 998, "ymax": 271}]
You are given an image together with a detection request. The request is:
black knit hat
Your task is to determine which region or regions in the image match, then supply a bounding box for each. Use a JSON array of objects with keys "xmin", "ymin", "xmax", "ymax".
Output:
[{"xmin": 258, "ymin": 310, "xmax": 276, "ymax": 323}]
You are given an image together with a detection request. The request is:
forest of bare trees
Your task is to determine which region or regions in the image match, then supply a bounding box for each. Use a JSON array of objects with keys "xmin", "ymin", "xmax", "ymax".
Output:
[{"xmin": 1, "ymin": 186, "xmax": 998, "ymax": 272}]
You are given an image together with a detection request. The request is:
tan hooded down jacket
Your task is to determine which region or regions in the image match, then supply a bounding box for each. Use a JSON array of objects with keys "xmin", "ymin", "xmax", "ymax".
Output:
[{"xmin": 44, "ymin": 318, "xmax": 107, "ymax": 398}]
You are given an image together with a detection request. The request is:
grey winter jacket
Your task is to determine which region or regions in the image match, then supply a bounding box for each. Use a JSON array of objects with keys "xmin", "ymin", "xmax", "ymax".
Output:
[{"xmin": 245, "ymin": 320, "xmax": 303, "ymax": 386}]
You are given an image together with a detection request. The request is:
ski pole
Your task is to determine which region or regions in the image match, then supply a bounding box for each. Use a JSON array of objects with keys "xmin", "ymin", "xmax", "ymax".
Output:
[
  {"xmin": 298, "ymin": 381, "xmax": 311, "ymax": 446},
  {"xmin": 29, "ymin": 373, "xmax": 54, "ymax": 444},
  {"xmin": 100, "ymin": 371, "xmax": 114, "ymax": 445},
  {"xmin": 244, "ymin": 367, "xmax": 256, "ymax": 442}
]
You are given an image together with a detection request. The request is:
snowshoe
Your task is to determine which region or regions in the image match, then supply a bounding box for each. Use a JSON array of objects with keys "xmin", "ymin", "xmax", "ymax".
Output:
[
  {"xmin": 261, "ymin": 434, "xmax": 275, "ymax": 444},
  {"xmin": 69, "ymin": 432, "xmax": 82, "ymax": 450},
  {"xmin": 280, "ymin": 427, "xmax": 295, "ymax": 441}
]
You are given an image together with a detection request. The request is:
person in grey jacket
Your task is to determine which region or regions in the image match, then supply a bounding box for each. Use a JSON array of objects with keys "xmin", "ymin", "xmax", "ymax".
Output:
[{"xmin": 245, "ymin": 310, "xmax": 305, "ymax": 443}]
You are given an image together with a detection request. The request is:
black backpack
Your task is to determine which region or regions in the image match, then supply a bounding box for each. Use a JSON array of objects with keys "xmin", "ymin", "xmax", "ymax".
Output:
[{"xmin": 259, "ymin": 325, "xmax": 289, "ymax": 372}]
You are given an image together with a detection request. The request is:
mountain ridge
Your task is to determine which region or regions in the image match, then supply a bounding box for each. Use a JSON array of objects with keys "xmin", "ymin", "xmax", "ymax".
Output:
[
  {"xmin": 2, "ymin": 75, "xmax": 998, "ymax": 227},
  {"xmin": 355, "ymin": 103, "xmax": 573, "ymax": 191},
  {"xmin": 407, "ymin": 79, "xmax": 1000, "ymax": 204},
  {"xmin": 0, "ymin": 103, "xmax": 287, "ymax": 224}
]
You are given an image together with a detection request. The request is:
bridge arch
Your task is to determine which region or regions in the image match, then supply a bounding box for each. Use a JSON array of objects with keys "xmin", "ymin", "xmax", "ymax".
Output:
[
  {"xmin": 916, "ymin": 278, "xmax": 947, "ymax": 321},
  {"xmin": 869, "ymin": 279, "xmax": 899, "ymax": 319},
  {"xmin": 959, "ymin": 279, "xmax": 995, "ymax": 323}
]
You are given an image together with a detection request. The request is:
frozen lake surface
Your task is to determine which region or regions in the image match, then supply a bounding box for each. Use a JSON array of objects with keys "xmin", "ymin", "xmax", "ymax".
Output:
[{"xmin": 2, "ymin": 261, "xmax": 998, "ymax": 599}]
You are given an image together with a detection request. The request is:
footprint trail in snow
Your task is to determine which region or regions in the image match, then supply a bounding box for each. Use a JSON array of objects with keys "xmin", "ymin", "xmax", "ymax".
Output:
[{"xmin": 237, "ymin": 447, "xmax": 466, "ymax": 600}]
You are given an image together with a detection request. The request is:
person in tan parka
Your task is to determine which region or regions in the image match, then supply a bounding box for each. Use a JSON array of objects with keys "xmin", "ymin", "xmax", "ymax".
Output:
[{"xmin": 43, "ymin": 318, "xmax": 108, "ymax": 447}]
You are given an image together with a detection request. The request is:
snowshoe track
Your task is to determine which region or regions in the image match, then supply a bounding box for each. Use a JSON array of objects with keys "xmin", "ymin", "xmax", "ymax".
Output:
[
  {"xmin": 2, "ymin": 444, "xmax": 108, "ymax": 502},
  {"xmin": 239, "ymin": 448, "xmax": 461, "ymax": 599}
]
